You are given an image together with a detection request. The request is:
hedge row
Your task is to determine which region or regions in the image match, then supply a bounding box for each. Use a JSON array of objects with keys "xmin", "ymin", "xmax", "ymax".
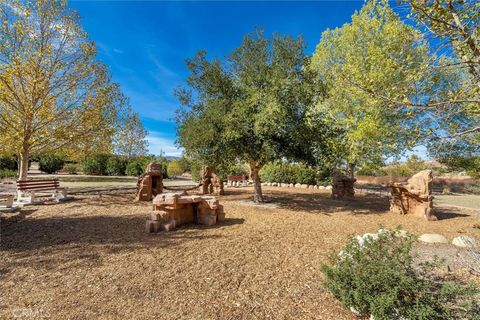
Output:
[
  {"xmin": 39, "ymin": 154, "xmax": 65, "ymax": 174},
  {"xmin": 0, "ymin": 154, "xmax": 17, "ymax": 171},
  {"xmin": 260, "ymin": 161, "xmax": 331, "ymax": 186},
  {"xmin": 0, "ymin": 153, "xmax": 170, "ymax": 178},
  {"xmin": 81, "ymin": 154, "xmax": 168, "ymax": 177}
]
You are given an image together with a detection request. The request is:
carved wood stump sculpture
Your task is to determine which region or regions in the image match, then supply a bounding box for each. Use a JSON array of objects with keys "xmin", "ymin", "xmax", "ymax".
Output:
[
  {"xmin": 331, "ymin": 170, "xmax": 356, "ymax": 199},
  {"xmin": 200, "ymin": 165, "xmax": 224, "ymax": 195},
  {"xmin": 135, "ymin": 162, "xmax": 163, "ymax": 201},
  {"xmin": 389, "ymin": 169, "xmax": 437, "ymax": 221}
]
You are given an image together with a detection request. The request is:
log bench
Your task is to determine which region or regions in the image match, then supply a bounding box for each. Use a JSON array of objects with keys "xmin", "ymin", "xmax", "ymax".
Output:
[{"xmin": 16, "ymin": 179, "xmax": 73, "ymax": 204}]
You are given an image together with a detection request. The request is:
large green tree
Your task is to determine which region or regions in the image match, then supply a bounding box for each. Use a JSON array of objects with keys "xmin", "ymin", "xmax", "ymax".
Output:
[
  {"xmin": 0, "ymin": 0, "xmax": 123, "ymax": 179},
  {"xmin": 405, "ymin": 0, "xmax": 479, "ymax": 158},
  {"xmin": 176, "ymin": 30, "xmax": 329, "ymax": 202},
  {"xmin": 310, "ymin": 0, "xmax": 434, "ymax": 176}
]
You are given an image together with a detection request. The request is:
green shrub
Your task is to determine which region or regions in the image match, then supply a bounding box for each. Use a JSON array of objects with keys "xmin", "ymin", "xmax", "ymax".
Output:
[
  {"xmin": 190, "ymin": 161, "xmax": 201, "ymax": 182},
  {"xmin": 260, "ymin": 161, "xmax": 330, "ymax": 185},
  {"xmin": 440, "ymin": 156, "xmax": 480, "ymax": 178},
  {"xmin": 63, "ymin": 163, "xmax": 78, "ymax": 174},
  {"xmin": 81, "ymin": 154, "xmax": 111, "ymax": 175},
  {"xmin": 38, "ymin": 154, "xmax": 65, "ymax": 174},
  {"xmin": 0, "ymin": 154, "xmax": 18, "ymax": 170},
  {"xmin": 357, "ymin": 166, "xmax": 387, "ymax": 176},
  {"xmin": 106, "ymin": 156, "xmax": 127, "ymax": 176},
  {"xmin": 167, "ymin": 160, "xmax": 183, "ymax": 177},
  {"xmin": 321, "ymin": 229, "xmax": 480, "ymax": 320},
  {"xmin": 0, "ymin": 169, "xmax": 16, "ymax": 179},
  {"xmin": 125, "ymin": 158, "xmax": 151, "ymax": 176},
  {"xmin": 384, "ymin": 155, "xmax": 428, "ymax": 177}
]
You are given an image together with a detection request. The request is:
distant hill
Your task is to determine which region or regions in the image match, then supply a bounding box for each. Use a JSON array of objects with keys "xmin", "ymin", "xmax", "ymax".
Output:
[{"xmin": 164, "ymin": 156, "xmax": 180, "ymax": 161}]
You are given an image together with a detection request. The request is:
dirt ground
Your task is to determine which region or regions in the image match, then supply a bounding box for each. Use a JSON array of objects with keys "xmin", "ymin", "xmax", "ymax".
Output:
[{"xmin": 1, "ymin": 187, "xmax": 479, "ymax": 320}]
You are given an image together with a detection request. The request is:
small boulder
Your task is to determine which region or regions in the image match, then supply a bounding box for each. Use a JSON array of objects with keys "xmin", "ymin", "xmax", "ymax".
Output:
[
  {"xmin": 289, "ymin": 183, "xmax": 294, "ymax": 188},
  {"xmin": 325, "ymin": 185, "xmax": 332, "ymax": 190},
  {"xmin": 294, "ymin": 183, "xmax": 301, "ymax": 188},
  {"xmin": 452, "ymin": 236, "xmax": 478, "ymax": 248},
  {"xmin": 418, "ymin": 233, "xmax": 448, "ymax": 244}
]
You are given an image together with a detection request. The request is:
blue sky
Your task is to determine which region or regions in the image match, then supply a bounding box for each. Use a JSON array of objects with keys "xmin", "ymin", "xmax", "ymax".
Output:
[{"xmin": 69, "ymin": 0, "xmax": 372, "ymax": 156}]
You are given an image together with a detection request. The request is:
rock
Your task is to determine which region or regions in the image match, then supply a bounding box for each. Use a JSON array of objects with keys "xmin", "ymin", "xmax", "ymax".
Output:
[
  {"xmin": 314, "ymin": 185, "xmax": 319, "ymax": 189},
  {"xmin": 294, "ymin": 183, "xmax": 301, "ymax": 188},
  {"xmin": 418, "ymin": 233, "xmax": 448, "ymax": 244},
  {"xmin": 279, "ymin": 183, "xmax": 284, "ymax": 187},
  {"xmin": 272, "ymin": 182, "xmax": 278, "ymax": 187},
  {"xmin": 325, "ymin": 185, "xmax": 332, "ymax": 190},
  {"xmin": 300, "ymin": 184, "xmax": 308, "ymax": 188},
  {"xmin": 350, "ymin": 307, "xmax": 363, "ymax": 316},
  {"xmin": 362, "ymin": 233, "xmax": 379, "ymax": 241},
  {"xmin": 452, "ymin": 236, "xmax": 478, "ymax": 248},
  {"xmin": 289, "ymin": 183, "xmax": 294, "ymax": 188},
  {"xmin": 319, "ymin": 186, "xmax": 326, "ymax": 190}
]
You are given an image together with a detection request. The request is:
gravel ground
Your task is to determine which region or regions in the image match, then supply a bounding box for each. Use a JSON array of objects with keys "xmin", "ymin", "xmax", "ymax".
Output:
[{"xmin": 1, "ymin": 187, "xmax": 479, "ymax": 320}]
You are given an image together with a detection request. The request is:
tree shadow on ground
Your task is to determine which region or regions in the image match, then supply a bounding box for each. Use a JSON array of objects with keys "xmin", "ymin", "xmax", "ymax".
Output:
[
  {"xmin": 222, "ymin": 188, "xmax": 391, "ymax": 215},
  {"xmin": 1, "ymin": 215, "xmax": 243, "ymax": 252},
  {"xmin": 0, "ymin": 195, "xmax": 243, "ymax": 275},
  {"xmin": 434, "ymin": 207, "xmax": 472, "ymax": 220}
]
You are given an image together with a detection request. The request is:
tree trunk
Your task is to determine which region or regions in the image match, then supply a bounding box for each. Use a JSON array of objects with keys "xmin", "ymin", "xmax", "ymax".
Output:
[
  {"xmin": 18, "ymin": 150, "xmax": 29, "ymax": 180},
  {"xmin": 250, "ymin": 160, "xmax": 264, "ymax": 203},
  {"xmin": 347, "ymin": 162, "xmax": 355, "ymax": 179}
]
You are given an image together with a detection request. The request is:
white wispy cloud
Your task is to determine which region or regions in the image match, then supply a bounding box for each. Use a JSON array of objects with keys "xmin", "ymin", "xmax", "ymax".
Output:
[
  {"xmin": 113, "ymin": 48, "xmax": 124, "ymax": 54},
  {"xmin": 147, "ymin": 131, "xmax": 183, "ymax": 157},
  {"xmin": 147, "ymin": 51, "xmax": 178, "ymax": 78}
]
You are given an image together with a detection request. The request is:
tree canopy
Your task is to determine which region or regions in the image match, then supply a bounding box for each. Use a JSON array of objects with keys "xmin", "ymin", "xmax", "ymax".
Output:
[
  {"xmin": 0, "ymin": 0, "xmax": 127, "ymax": 178},
  {"xmin": 176, "ymin": 30, "xmax": 332, "ymax": 202},
  {"xmin": 405, "ymin": 0, "xmax": 479, "ymax": 159},
  {"xmin": 310, "ymin": 0, "xmax": 436, "ymax": 175}
]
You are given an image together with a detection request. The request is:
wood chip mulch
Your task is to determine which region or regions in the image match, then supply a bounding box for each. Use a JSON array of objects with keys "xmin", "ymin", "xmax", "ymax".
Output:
[{"xmin": 1, "ymin": 187, "xmax": 479, "ymax": 319}]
